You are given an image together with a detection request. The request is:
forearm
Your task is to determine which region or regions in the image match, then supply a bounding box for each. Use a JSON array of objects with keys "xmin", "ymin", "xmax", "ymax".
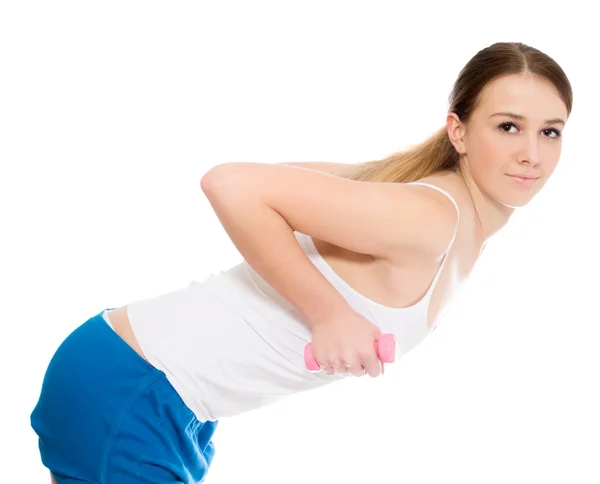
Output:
[{"xmin": 203, "ymin": 185, "xmax": 351, "ymax": 327}]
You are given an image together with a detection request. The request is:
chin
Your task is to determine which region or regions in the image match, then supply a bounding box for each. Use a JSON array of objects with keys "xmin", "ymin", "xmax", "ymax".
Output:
[
  {"xmin": 503, "ymin": 200, "xmax": 531, "ymax": 209},
  {"xmin": 500, "ymin": 175, "xmax": 545, "ymax": 208},
  {"xmin": 501, "ymin": 192, "xmax": 539, "ymax": 209}
]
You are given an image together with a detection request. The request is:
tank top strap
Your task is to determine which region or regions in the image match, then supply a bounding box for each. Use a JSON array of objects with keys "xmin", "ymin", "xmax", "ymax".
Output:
[
  {"xmin": 406, "ymin": 181, "xmax": 460, "ymax": 299},
  {"xmin": 407, "ymin": 182, "xmax": 460, "ymax": 222}
]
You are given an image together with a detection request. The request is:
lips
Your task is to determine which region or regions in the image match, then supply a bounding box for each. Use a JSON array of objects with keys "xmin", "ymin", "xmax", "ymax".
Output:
[
  {"xmin": 507, "ymin": 174, "xmax": 539, "ymax": 179},
  {"xmin": 507, "ymin": 174, "xmax": 539, "ymax": 187}
]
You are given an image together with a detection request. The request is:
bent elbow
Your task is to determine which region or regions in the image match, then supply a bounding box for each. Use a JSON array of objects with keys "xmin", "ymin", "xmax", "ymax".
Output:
[{"xmin": 200, "ymin": 163, "xmax": 233, "ymax": 195}]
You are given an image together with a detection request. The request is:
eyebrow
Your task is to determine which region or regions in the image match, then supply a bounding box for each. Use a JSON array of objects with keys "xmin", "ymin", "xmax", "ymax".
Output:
[{"xmin": 490, "ymin": 112, "xmax": 566, "ymax": 126}]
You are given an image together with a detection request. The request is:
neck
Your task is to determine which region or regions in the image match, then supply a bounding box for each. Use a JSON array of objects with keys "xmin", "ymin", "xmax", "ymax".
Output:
[{"xmin": 456, "ymin": 161, "xmax": 515, "ymax": 246}]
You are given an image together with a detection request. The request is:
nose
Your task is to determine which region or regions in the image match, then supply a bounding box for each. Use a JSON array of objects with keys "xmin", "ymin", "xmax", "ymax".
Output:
[{"xmin": 518, "ymin": 133, "xmax": 541, "ymax": 166}]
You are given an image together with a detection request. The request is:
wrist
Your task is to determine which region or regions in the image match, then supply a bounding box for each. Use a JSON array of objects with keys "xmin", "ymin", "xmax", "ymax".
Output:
[{"xmin": 306, "ymin": 299, "xmax": 352, "ymax": 328}]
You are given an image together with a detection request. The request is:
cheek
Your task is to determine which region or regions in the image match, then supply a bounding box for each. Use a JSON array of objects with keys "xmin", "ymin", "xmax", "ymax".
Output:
[
  {"xmin": 542, "ymin": 142, "xmax": 563, "ymax": 171},
  {"xmin": 470, "ymin": 132, "xmax": 506, "ymax": 174}
]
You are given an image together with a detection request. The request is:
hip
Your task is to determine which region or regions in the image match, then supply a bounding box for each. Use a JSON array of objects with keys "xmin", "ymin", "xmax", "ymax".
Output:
[{"xmin": 30, "ymin": 309, "xmax": 218, "ymax": 483}]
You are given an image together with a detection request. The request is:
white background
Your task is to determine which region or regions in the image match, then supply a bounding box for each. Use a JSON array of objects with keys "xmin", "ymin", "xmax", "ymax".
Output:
[{"xmin": 2, "ymin": 1, "xmax": 599, "ymax": 482}]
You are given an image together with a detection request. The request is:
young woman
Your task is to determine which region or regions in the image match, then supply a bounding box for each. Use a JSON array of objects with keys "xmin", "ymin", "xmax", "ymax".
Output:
[{"xmin": 31, "ymin": 41, "xmax": 572, "ymax": 483}]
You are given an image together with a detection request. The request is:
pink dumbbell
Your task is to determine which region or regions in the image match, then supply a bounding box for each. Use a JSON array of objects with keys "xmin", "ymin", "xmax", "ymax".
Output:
[{"xmin": 304, "ymin": 333, "xmax": 397, "ymax": 372}]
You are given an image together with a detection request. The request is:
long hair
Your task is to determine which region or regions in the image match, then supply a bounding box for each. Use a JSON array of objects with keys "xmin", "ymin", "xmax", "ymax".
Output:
[{"xmin": 345, "ymin": 42, "xmax": 573, "ymax": 183}]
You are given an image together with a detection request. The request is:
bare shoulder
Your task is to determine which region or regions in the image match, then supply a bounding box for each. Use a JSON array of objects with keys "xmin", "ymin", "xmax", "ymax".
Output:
[
  {"xmin": 380, "ymin": 171, "xmax": 468, "ymax": 263},
  {"xmin": 392, "ymin": 178, "xmax": 461, "ymax": 261},
  {"xmin": 410, "ymin": 171, "xmax": 468, "ymax": 217},
  {"xmin": 407, "ymin": 170, "xmax": 483, "ymax": 260}
]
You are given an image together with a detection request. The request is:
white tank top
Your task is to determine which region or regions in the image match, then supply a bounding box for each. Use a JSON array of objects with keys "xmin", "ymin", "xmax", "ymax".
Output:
[{"xmin": 104, "ymin": 182, "xmax": 460, "ymax": 421}]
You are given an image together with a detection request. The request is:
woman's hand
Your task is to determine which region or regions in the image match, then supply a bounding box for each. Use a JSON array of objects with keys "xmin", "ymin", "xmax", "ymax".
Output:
[{"xmin": 309, "ymin": 307, "xmax": 384, "ymax": 377}]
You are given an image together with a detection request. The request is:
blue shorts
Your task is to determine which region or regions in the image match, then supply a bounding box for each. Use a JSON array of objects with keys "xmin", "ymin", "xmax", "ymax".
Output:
[{"xmin": 30, "ymin": 309, "xmax": 218, "ymax": 483}]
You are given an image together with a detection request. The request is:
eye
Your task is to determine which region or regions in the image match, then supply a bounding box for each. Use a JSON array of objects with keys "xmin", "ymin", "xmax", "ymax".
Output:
[
  {"xmin": 543, "ymin": 127, "xmax": 562, "ymax": 139},
  {"xmin": 498, "ymin": 122, "xmax": 519, "ymax": 133}
]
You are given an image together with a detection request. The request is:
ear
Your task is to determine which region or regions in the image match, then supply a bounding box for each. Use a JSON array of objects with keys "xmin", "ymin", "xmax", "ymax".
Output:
[{"xmin": 446, "ymin": 112, "xmax": 466, "ymax": 154}]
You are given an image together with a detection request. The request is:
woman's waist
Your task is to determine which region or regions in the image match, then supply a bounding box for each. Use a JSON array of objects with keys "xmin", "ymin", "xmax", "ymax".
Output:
[{"xmin": 106, "ymin": 305, "xmax": 148, "ymax": 361}]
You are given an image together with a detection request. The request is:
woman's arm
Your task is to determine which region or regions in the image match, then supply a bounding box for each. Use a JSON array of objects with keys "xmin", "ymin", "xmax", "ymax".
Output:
[
  {"xmin": 202, "ymin": 176, "xmax": 351, "ymax": 328},
  {"xmin": 200, "ymin": 162, "xmax": 457, "ymax": 328},
  {"xmin": 277, "ymin": 161, "xmax": 361, "ymax": 178}
]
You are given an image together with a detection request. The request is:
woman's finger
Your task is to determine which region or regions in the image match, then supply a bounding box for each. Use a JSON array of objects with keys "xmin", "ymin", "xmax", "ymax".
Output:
[
  {"xmin": 363, "ymin": 351, "xmax": 382, "ymax": 377},
  {"xmin": 322, "ymin": 365, "xmax": 336, "ymax": 375},
  {"xmin": 349, "ymin": 364, "xmax": 366, "ymax": 377},
  {"xmin": 334, "ymin": 362, "xmax": 350, "ymax": 375}
]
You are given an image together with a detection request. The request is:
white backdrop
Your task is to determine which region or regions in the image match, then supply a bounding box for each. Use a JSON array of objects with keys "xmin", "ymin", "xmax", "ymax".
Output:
[{"xmin": 2, "ymin": 1, "xmax": 599, "ymax": 482}]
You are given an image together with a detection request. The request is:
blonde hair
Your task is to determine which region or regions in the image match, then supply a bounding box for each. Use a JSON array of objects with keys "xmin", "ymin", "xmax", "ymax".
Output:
[{"xmin": 345, "ymin": 42, "xmax": 573, "ymax": 183}]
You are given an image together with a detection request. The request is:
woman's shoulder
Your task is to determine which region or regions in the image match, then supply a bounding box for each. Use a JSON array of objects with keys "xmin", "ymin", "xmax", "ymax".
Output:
[
  {"xmin": 410, "ymin": 171, "xmax": 471, "ymax": 217},
  {"xmin": 410, "ymin": 171, "xmax": 483, "ymax": 255}
]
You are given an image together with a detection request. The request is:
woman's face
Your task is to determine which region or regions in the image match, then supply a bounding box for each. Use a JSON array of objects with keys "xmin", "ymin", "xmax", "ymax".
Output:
[{"xmin": 450, "ymin": 74, "xmax": 568, "ymax": 208}]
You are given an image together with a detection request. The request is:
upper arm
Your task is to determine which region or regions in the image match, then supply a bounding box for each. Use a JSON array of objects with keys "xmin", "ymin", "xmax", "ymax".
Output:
[
  {"xmin": 201, "ymin": 162, "xmax": 459, "ymax": 261},
  {"xmin": 277, "ymin": 161, "xmax": 361, "ymax": 178}
]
